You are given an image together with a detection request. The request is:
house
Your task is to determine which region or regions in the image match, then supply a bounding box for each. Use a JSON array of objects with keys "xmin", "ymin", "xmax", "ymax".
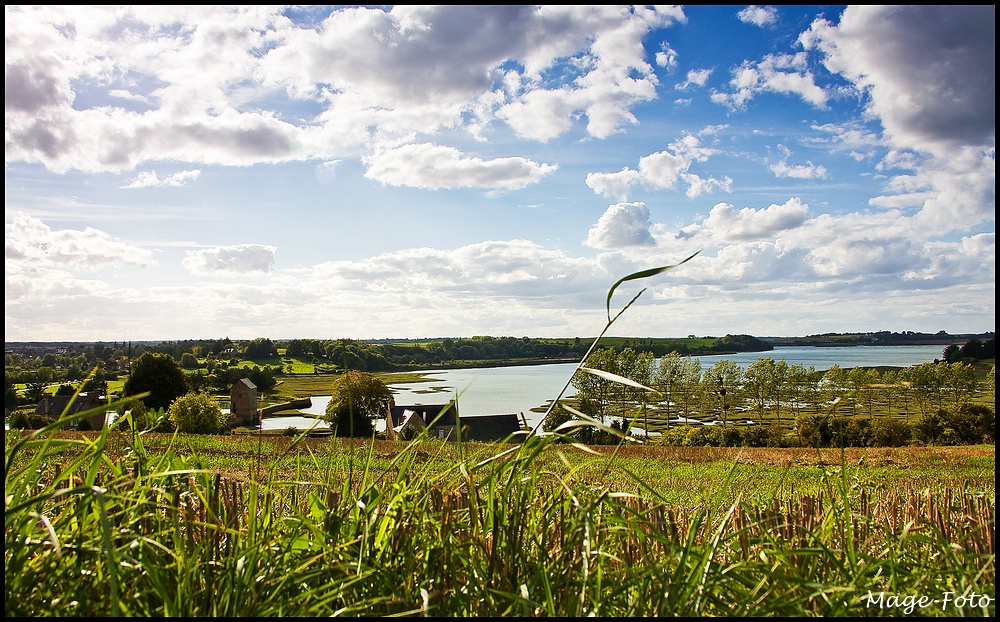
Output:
[
  {"xmin": 35, "ymin": 392, "xmax": 107, "ymax": 430},
  {"xmin": 388, "ymin": 403, "xmax": 458, "ymax": 440},
  {"xmin": 230, "ymin": 378, "xmax": 258, "ymax": 428},
  {"xmin": 459, "ymin": 413, "xmax": 524, "ymax": 443},
  {"xmin": 387, "ymin": 402, "xmax": 525, "ymax": 443}
]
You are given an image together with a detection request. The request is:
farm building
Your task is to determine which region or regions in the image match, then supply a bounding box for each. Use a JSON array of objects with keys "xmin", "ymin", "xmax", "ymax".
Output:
[
  {"xmin": 35, "ymin": 392, "xmax": 107, "ymax": 430},
  {"xmin": 387, "ymin": 402, "xmax": 525, "ymax": 443},
  {"xmin": 230, "ymin": 378, "xmax": 258, "ymax": 428}
]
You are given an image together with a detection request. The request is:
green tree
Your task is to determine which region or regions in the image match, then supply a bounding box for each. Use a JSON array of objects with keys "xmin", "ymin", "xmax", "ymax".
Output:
[
  {"xmin": 674, "ymin": 356, "xmax": 703, "ymax": 424},
  {"xmin": 324, "ymin": 370, "xmax": 394, "ymax": 437},
  {"xmin": 785, "ymin": 363, "xmax": 817, "ymax": 417},
  {"xmin": 180, "ymin": 352, "xmax": 200, "ymax": 369},
  {"xmin": 702, "ymin": 359, "xmax": 743, "ymax": 428},
  {"xmin": 572, "ymin": 348, "xmax": 619, "ymax": 422},
  {"xmin": 942, "ymin": 361, "xmax": 978, "ymax": 405},
  {"xmin": 820, "ymin": 365, "xmax": 849, "ymax": 415},
  {"xmin": 123, "ymin": 352, "xmax": 190, "ymax": 412},
  {"xmin": 25, "ymin": 382, "xmax": 46, "ymax": 404},
  {"xmin": 743, "ymin": 357, "xmax": 777, "ymax": 422},
  {"xmin": 848, "ymin": 367, "xmax": 881, "ymax": 419},
  {"xmin": 168, "ymin": 392, "xmax": 225, "ymax": 434},
  {"xmin": 903, "ymin": 362, "xmax": 943, "ymax": 415},
  {"xmin": 653, "ymin": 352, "xmax": 683, "ymax": 425},
  {"xmin": 245, "ymin": 337, "xmax": 279, "ymax": 360}
]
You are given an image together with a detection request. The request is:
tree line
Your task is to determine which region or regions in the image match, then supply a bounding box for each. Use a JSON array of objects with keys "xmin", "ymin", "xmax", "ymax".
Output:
[{"xmin": 543, "ymin": 347, "xmax": 995, "ymax": 446}]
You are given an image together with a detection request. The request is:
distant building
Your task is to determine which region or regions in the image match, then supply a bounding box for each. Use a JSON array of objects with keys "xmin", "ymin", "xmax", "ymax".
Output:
[
  {"xmin": 230, "ymin": 378, "xmax": 258, "ymax": 428},
  {"xmin": 388, "ymin": 402, "xmax": 524, "ymax": 443},
  {"xmin": 35, "ymin": 393, "xmax": 107, "ymax": 430}
]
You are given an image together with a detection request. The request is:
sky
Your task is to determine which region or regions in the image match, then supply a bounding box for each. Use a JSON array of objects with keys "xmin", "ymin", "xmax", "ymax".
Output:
[{"xmin": 4, "ymin": 5, "xmax": 996, "ymax": 343}]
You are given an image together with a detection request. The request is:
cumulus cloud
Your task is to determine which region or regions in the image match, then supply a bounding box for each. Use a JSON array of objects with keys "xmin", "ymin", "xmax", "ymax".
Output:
[
  {"xmin": 4, "ymin": 5, "xmax": 686, "ymax": 180},
  {"xmin": 769, "ymin": 159, "xmax": 828, "ymax": 179},
  {"xmin": 5, "ymin": 211, "xmax": 157, "ymax": 268},
  {"xmin": 737, "ymin": 6, "xmax": 778, "ymax": 27},
  {"xmin": 711, "ymin": 52, "xmax": 827, "ymax": 110},
  {"xmin": 655, "ymin": 43, "xmax": 679, "ymax": 70},
  {"xmin": 363, "ymin": 143, "xmax": 556, "ymax": 190},
  {"xmin": 802, "ymin": 5, "xmax": 994, "ymax": 155},
  {"xmin": 585, "ymin": 202, "xmax": 656, "ymax": 249},
  {"xmin": 703, "ymin": 198, "xmax": 812, "ymax": 242},
  {"xmin": 801, "ymin": 5, "xmax": 995, "ymax": 227},
  {"xmin": 182, "ymin": 244, "xmax": 277, "ymax": 276},
  {"xmin": 676, "ymin": 68, "xmax": 713, "ymax": 90},
  {"xmin": 121, "ymin": 169, "xmax": 202, "ymax": 189},
  {"xmin": 586, "ymin": 133, "xmax": 731, "ymax": 200}
]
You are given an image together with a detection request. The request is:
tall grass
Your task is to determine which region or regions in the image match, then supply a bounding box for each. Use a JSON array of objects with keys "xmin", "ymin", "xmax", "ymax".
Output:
[{"xmin": 6, "ymin": 259, "xmax": 995, "ymax": 616}]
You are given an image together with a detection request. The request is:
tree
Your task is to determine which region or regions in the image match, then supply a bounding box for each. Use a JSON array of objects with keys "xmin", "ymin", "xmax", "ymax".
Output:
[
  {"xmin": 702, "ymin": 359, "xmax": 743, "ymax": 427},
  {"xmin": 942, "ymin": 361, "xmax": 978, "ymax": 405},
  {"xmin": 123, "ymin": 352, "xmax": 189, "ymax": 411},
  {"xmin": 244, "ymin": 337, "xmax": 279, "ymax": 360},
  {"xmin": 653, "ymin": 352, "xmax": 683, "ymax": 424},
  {"xmin": 168, "ymin": 392, "xmax": 225, "ymax": 434},
  {"xmin": 324, "ymin": 371, "xmax": 394, "ymax": 437},
  {"xmin": 674, "ymin": 356, "xmax": 703, "ymax": 424},
  {"xmin": 785, "ymin": 364, "xmax": 817, "ymax": 417},
  {"xmin": 571, "ymin": 348, "xmax": 619, "ymax": 422},
  {"xmin": 820, "ymin": 365, "xmax": 849, "ymax": 415},
  {"xmin": 847, "ymin": 367, "xmax": 881, "ymax": 419},
  {"xmin": 743, "ymin": 357, "xmax": 777, "ymax": 422}
]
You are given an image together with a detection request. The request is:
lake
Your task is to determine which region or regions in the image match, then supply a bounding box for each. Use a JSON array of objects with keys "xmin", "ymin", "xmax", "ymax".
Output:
[{"xmin": 261, "ymin": 344, "xmax": 948, "ymax": 431}]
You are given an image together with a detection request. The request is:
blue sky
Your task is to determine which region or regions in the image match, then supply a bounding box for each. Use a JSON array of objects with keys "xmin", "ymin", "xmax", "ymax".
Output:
[{"xmin": 5, "ymin": 5, "xmax": 995, "ymax": 342}]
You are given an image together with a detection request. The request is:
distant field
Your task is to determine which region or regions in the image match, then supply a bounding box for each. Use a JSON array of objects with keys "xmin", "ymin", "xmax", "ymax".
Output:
[
  {"xmin": 272, "ymin": 371, "xmax": 435, "ymax": 398},
  {"xmin": 34, "ymin": 432, "xmax": 994, "ymax": 506}
]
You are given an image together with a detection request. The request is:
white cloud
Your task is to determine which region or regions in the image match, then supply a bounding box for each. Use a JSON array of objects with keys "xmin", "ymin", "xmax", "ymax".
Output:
[
  {"xmin": 586, "ymin": 133, "xmax": 730, "ymax": 200},
  {"xmin": 769, "ymin": 160, "xmax": 828, "ymax": 179},
  {"xmin": 802, "ymin": 5, "xmax": 994, "ymax": 155},
  {"xmin": 182, "ymin": 244, "xmax": 277, "ymax": 276},
  {"xmin": 712, "ymin": 52, "xmax": 827, "ymax": 110},
  {"xmin": 802, "ymin": 5, "xmax": 995, "ymax": 228},
  {"xmin": 676, "ymin": 68, "xmax": 713, "ymax": 90},
  {"xmin": 585, "ymin": 202, "xmax": 656, "ymax": 249},
  {"xmin": 3, "ymin": 5, "xmax": 685, "ymax": 175},
  {"xmin": 655, "ymin": 43, "xmax": 679, "ymax": 70},
  {"xmin": 121, "ymin": 169, "xmax": 202, "ymax": 189},
  {"xmin": 703, "ymin": 198, "xmax": 811, "ymax": 242},
  {"xmin": 363, "ymin": 143, "xmax": 557, "ymax": 190},
  {"xmin": 5, "ymin": 211, "xmax": 157, "ymax": 268},
  {"xmin": 737, "ymin": 6, "xmax": 778, "ymax": 28}
]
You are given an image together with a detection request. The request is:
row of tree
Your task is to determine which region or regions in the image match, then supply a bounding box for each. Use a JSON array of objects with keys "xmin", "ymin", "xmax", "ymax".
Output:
[{"xmin": 556, "ymin": 348, "xmax": 995, "ymax": 431}]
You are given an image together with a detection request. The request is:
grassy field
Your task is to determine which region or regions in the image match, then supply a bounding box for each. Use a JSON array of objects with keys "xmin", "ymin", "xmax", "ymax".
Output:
[{"xmin": 6, "ymin": 412, "xmax": 995, "ymax": 616}]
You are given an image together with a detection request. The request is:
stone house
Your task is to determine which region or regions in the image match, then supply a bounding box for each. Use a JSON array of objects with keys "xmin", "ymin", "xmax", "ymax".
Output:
[
  {"xmin": 230, "ymin": 378, "xmax": 258, "ymax": 428},
  {"xmin": 35, "ymin": 392, "xmax": 107, "ymax": 430}
]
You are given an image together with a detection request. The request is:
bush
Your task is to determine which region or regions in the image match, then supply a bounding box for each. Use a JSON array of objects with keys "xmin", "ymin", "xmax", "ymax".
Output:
[
  {"xmin": 719, "ymin": 426, "xmax": 744, "ymax": 447},
  {"xmin": 658, "ymin": 426, "xmax": 693, "ymax": 446},
  {"xmin": 795, "ymin": 415, "xmax": 830, "ymax": 448},
  {"xmin": 828, "ymin": 417, "xmax": 872, "ymax": 447},
  {"xmin": 741, "ymin": 424, "xmax": 781, "ymax": 448},
  {"xmin": 167, "ymin": 393, "xmax": 224, "ymax": 435},
  {"xmin": 913, "ymin": 411, "xmax": 946, "ymax": 445},
  {"xmin": 946, "ymin": 403, "xmax": 994, "ymax": 444},
  {"xmin": 683, "ymin": 425, "xmax": 722, "ymax": 447},
  {"xmin": 870, "ymin": 417, "xmax": 911, "ymax": 447},
  {"xmin": 914, "ymin": 404, "xmax": 995, "ymax": 446},
  {"xmin": 7, "ymin": 411, "xmax": 54, "ymax": 430}
]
